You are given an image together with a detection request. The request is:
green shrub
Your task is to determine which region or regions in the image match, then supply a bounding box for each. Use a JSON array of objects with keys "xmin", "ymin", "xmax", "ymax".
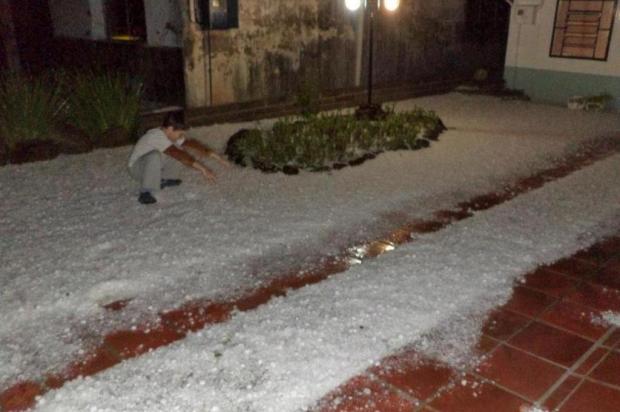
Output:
[
  {"xmin": 226, "ymin": 108, "xmax": 444, "ymax": 173},
  {"xmin": 66, "ymin": 71, "xmax": 143, "ymax": 144},
  {"xmin": 0, "ymin": 72, "xmax": 67, "ymax": 148}
]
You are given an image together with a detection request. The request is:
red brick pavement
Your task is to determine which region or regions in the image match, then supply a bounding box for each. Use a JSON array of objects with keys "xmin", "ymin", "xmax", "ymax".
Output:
[{"xmin": 313, "ymin": 236, "xmax": 620, "ymax": 412}]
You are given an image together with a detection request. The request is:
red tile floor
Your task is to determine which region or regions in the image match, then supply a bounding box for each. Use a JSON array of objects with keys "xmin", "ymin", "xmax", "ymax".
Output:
[{"xmin": 314, "ymin": 236, "xmax": 620, "ymax": 412}]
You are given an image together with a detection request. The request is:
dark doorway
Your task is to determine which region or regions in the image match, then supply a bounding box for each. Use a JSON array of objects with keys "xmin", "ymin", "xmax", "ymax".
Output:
[
  {"xmin": 8, "ymin": 0, "xmax": 55, "ymax": 73},
  {"xmin": 465, "ymin": 0, "xmax": 511, "ymax": 78}
]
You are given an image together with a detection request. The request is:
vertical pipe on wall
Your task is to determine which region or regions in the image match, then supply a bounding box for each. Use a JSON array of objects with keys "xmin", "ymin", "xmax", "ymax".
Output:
[
  {"xmin": 206, "ymin": 23, "xmax": 213, "ymax": 106},
  {"xmin": 188, "ymin": 0, "xmax": 196, "ymax": 22},
  {"xmin": 316, "ymin": 1, "xmax": 322, "ymax": 90},
  {"xmin": 367, "ymin": 5, "xmax": 374, "ymax": 106},
  {"xmin": 183, "ymin": 0, "xmax": 209, "ymax": 107},
  {"xmin": 512, "ymin": 15, "xmax": 522, "ymax": 89}
]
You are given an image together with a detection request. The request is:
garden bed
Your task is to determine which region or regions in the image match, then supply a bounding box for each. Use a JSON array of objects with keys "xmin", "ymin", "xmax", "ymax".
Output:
[
  {"xmin": 0, "ymin": 71, "xmax": 142, "ymax": 166},
  {"xmin": 225, "ymin": 108, "xmax": 446, "ymax": 174}
]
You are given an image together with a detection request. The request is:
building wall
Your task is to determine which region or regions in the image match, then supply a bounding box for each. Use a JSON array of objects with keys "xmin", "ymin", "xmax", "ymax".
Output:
[
  {"xmin": 371, "ymin": 0, "xmax": 467, "ymax": 87},
  {"xmin": 47, "ymin": 0, "xmax": 484, "ymax": 109},
  {"xmin": 504, "ymin": 0, "xmax": 620, "ymax": 109},
  {"xmin": 184, "ymin": 0, "xmax": 332, "ymax": 107},
  {"xmin": 183, "ymin": 0, "xmax": 472, "ymax": 108}
]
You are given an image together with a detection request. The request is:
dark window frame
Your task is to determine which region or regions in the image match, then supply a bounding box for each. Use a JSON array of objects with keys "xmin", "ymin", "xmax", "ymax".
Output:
[
  {"xmin": 549, "ymin": 0, "xmax": 617, "ymax": 61},
  {"xmin": 196, "ymin": 0, "xmax": 239, "ymax": 30}
]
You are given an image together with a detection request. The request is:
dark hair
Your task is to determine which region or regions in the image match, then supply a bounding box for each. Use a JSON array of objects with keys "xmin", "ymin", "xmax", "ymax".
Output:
[{"xmin": 162, "ymin": 112, "xmax": 187, "ymax": 131}]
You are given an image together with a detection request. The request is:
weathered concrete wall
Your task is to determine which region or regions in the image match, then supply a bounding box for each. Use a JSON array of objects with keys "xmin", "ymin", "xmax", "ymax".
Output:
[
  {"xmin": 50, "ymin": 0, "xmax": 473, "ymax": 109},
  {"xmin": 48, "ymin": 0, "xmax": 473, "ymax": 108},
  {"xmin": 183, "ymin": 0, "xmax": 356, "ymax": 107},
  {"xmin": 371, "ymin": 0, "xmax": 467, "ymax": 86},
  {"xmin": 183, "ymin": 0, "xmax": 472, "ymax": 108},
  {"xmin": 317, "ymin": 0, "xmax": 358, "ymax": 91}
]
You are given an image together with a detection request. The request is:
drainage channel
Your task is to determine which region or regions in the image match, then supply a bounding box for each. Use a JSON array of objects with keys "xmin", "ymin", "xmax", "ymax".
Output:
[{"xmin": 1, "ymin": 137, "xmax": 619, "ymax": 412}]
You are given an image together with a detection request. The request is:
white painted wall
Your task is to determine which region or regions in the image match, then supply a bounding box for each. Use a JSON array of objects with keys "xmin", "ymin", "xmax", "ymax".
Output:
[
  {"xmin": 144, "ymin": 0, "xmax": 183, "ymax": 47},
  {"xmin": 89, "ymin": 0, "xmax": 107, "ymax": 40},
  {"xmin": 505, "ymin": 0, "xmax": 620, "ymax": 77}
]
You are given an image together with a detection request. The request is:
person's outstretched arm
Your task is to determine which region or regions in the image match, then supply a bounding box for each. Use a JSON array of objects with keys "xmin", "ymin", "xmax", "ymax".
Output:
[
  {"xmin": 164, "ymin": 146, "xmax": 216, "ymax": 183},
  {"xmin": 182, "ymin": 138, "xmax": 231, "ymax": 167}
]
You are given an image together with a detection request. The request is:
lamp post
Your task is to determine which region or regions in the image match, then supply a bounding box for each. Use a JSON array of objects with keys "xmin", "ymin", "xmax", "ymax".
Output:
[{"xmin": 345, "ymin": 0, "xmax": 400, "ymax": 119}]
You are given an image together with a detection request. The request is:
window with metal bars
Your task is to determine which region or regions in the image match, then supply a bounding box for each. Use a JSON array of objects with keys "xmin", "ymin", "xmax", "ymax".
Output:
[{"xmin": 550, "ymin": 0, "xmax": 617, "ymax": 60}]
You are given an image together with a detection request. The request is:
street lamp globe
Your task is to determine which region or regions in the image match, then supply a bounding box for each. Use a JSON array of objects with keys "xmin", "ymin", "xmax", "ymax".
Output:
[
  {"xmin": 345, "ymin": 0, "xmax": 362, "ymax": 11},
  {"xmin": 383, "ymin": 0, "xmax": 400, "ymax": 12}
]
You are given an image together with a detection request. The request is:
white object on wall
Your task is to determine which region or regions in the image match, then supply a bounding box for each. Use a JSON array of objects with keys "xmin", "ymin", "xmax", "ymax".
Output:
[{"xmin": 89, "ymin": 0, "xmax": 106, "ymax": 40}]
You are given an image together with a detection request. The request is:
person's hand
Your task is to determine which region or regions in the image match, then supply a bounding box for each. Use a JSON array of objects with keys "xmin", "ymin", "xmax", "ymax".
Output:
[
  {"xmin": 201, "ymin": 168, "xmax": 217, "ymax": 183},
  {"xmin": 194, "ymin": 162, "xmax": 217, "ymax": 184}
]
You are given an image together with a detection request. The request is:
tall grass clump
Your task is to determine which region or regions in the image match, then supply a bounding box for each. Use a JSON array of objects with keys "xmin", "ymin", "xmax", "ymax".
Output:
[
  {"xmin": 66, "ymin": 71, "xmax": 143, "ymax": 145},
  {"xmin": 0, "ymin": 72, "xmax": 67, "ymax": 148}
]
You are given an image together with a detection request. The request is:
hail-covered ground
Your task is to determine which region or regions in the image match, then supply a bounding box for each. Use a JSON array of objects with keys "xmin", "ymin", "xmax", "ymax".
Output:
[
  {"xmin": 602, "ymin": 311, "xmax": 620, "ymax": 327},
  {"xmin": 33, "ymin": 152, "xmax": 620, "ymax": 412},
  {"xmin": 2, "ymin": 94, "xmax": 619, "ymax": 404}
]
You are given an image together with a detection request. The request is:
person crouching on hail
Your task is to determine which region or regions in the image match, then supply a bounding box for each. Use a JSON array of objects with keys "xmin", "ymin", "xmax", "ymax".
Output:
[{"xmin": 128, "ymin": 112, "xmax": 230, "ymax": 205}]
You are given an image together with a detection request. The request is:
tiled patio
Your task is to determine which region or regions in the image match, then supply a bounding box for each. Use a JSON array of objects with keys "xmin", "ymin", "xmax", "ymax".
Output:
[{"xmin": 314, "ymin": 236, "xmax": 620, "ymax": 412}]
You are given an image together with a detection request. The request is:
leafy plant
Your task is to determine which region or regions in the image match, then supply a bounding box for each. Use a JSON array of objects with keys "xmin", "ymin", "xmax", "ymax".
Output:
[
  {"xmin": 0, "ymin": 72, "xmax": 68, "ymax": 149},
  {"xmin": 568, "ymin": 93, "xmax": 614, "ymax": 112},
  {"xmin": 226, "ymin": 108, "xmax": 444, "ymax": 173},
  {"xmin": 586, "ymin": 93, "xmax": 613, "ymax": 104},
  {"xmin": 66, "ymin": 71, "xmax": 143, "ymax": 144}
]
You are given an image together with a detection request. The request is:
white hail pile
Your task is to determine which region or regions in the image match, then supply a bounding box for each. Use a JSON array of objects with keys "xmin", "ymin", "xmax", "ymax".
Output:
[{"xmin": 1, "ymin": 93, "xmax": 619, "ymax": 391}]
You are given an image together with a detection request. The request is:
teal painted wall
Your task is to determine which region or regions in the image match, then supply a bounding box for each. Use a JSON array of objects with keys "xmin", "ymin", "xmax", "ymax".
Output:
[{"xmin": 505, "ymin": 66, "xmax": 620, "ymax": 111}]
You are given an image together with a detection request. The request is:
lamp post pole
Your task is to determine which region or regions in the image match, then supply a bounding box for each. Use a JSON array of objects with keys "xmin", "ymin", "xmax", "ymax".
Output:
[
  {"xmin": 346, "ymin": 0, "xmax": 400, "ymax": 119},
  {"xmin": 366, "ymin": 1, "xmax": 375, "ymax": 108}
]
